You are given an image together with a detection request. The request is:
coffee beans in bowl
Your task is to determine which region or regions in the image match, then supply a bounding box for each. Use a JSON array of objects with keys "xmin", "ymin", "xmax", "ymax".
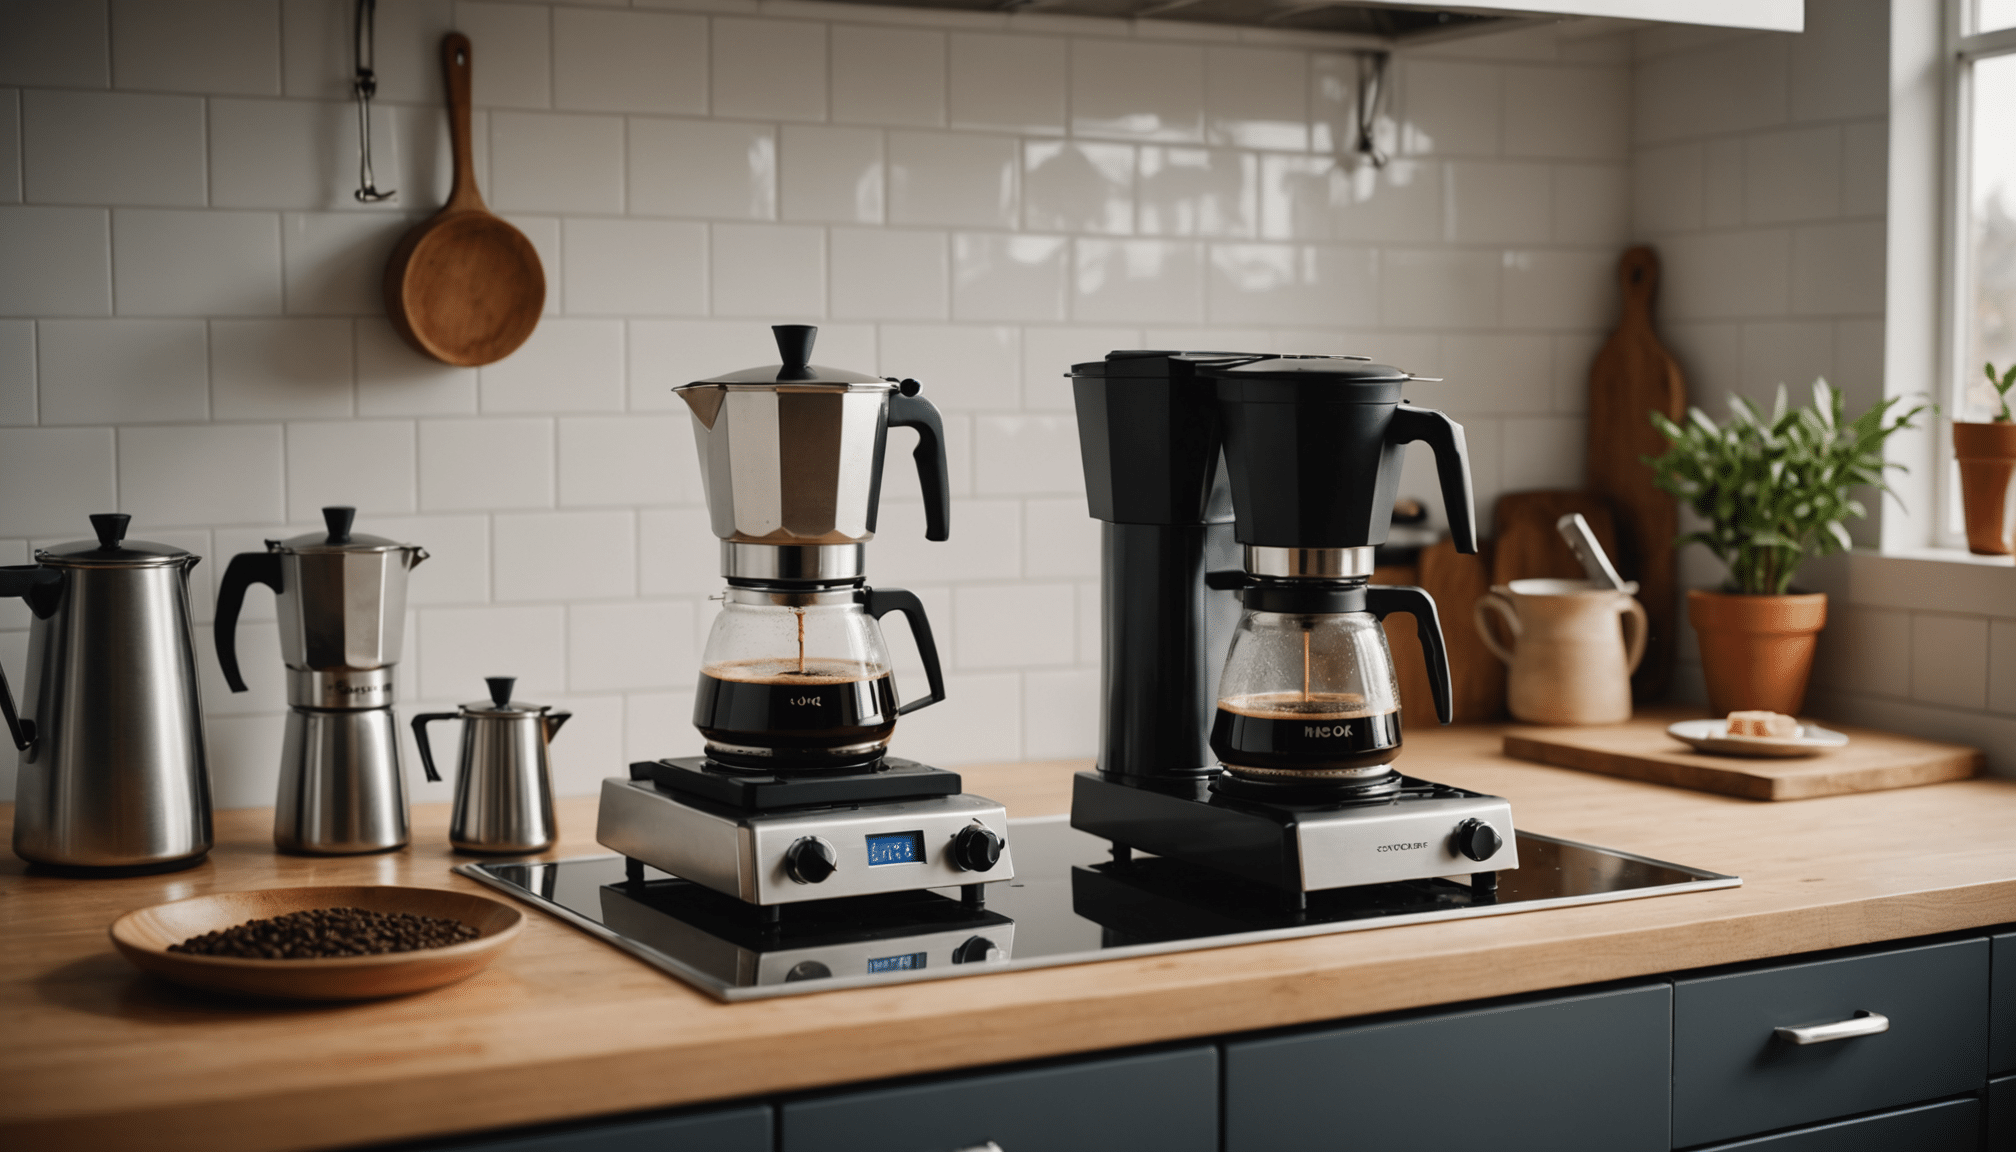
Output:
[{"xmin": 110, "ymin": 886, "xmax": 523, "ymax": 1000}]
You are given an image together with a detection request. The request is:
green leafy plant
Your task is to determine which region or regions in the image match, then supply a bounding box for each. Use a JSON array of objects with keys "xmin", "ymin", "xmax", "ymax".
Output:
[
  {"xmin": 1986, "ymin": 361, "xmax": 2016, "ymax": 422},
  {"xmin": 1645, "ymin": 380, "xmax": 1926, "ymax": 595}
]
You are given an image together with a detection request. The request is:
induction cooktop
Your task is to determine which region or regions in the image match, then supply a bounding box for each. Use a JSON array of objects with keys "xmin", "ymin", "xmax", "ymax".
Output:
[{"xmin": 454, "ymin": 816, "xmax": 1738, "ymax": 1001}]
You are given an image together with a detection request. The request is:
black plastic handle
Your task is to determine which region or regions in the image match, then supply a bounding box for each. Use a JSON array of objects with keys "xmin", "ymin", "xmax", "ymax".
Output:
[
  {"xmin": 887, "ymin": 384, "xmax": 951, "ymax": 543},
  {"xmin": 410, "ymin": 712, "xmax": 458, "ymax": 783},
  {"xmin": 1388, "ymin": 405, "xmax": 1477, "ymax": 555},
  {"xmin": 1367, "ymin": 584, "xmax": 1453, "ymax": 725},
  {"xmin": 0, "ymin": 565, "xmax": 61, "ymax": 752},
  {"xmin": 861, "ymin": 586, "xmax": 947, "ymax": 716},
  {"xmin": 214, "ymin": 552, "xmax": 283, "ymax": 693}
]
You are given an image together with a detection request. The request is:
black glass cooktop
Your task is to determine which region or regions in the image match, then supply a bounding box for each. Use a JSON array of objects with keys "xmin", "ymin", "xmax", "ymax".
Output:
[{"xmin": 455, "ymin": 817, "xmax": 1738, "ymax": 1001}]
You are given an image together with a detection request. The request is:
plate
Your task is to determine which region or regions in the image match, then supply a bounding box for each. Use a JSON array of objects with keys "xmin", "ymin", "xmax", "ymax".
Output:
[
  {"xmin": 1666, "ymin": 719, "xmax": 1850, "ymax": 759},
  {"xmin": 109, "ymin": 885, "xmax": 523, "ymax": 1001}
]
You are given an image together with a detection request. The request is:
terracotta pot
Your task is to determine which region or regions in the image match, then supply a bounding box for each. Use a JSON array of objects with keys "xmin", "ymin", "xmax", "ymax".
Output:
[
  {"xmin": 1953, "ymin": 422, "xmax": 2016, "ymax": 555},
  {"xmin": 1687, "ymin": 590, "xmax": 1827, "ymax": 716},
  {"xmin": 1475, "ymin": 578, "xmax": 1647, "ymax": 725}
]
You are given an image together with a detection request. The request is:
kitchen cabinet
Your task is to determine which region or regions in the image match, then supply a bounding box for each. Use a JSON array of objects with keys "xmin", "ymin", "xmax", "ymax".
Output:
[
  {"xmin": 1990, "ymin": 1076, "xmax": 2014, "ymax": 1149},
  {"xmin": 1686, "ymin": 1097, "xmax": 1979, "ymax": 1151},
  {"xmin": 1994, "ymin": 930, "xmax": 2015, "ymax": 1074},
  {"xmin": 431, "ymin": 1104, "xmax": 770, "ymax": 1152}
]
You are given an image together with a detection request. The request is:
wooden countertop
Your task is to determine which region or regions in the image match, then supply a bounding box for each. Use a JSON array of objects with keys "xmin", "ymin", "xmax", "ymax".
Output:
[{"xmin": 5, "ymin": 723, "xmax": 2015, "ymax": 1152}]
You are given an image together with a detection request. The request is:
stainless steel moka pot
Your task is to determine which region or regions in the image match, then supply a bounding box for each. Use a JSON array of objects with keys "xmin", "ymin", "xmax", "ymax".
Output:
[
  {"xmin": 412, "ymin": 677, "xmax": 570, "ymax": 855},
  {"xmin": 1, "ymin": 514, "xmax": 213, "ymax": 874},
  {"xmin": 215, "ymin": 506, "xmax": 427, "ymax": 854}
]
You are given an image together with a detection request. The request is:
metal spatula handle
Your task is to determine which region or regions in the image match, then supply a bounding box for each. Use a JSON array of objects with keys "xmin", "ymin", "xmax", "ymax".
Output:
[{"xmin": 1556, "ymin": 513, "xmax": 1626, "ymax": 590}]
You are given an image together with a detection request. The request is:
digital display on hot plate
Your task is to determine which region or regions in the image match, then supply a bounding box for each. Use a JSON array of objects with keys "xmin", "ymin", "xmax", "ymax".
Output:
[
  {"xmin": 866, "ymin": 951, "xmax": 926, "ymax": 973},
  {"xmin": 865, "ymin": 830, "xmax": 924, "ymax": 866}
]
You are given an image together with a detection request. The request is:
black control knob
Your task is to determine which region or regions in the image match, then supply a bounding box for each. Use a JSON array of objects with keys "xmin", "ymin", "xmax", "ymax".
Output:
[
  {"xmin": 951, "ymin": 825, "xmax": 1002, "ymax": 872},
  {"xmin": 1454, "ymin": 819, "xmax": 1504, "ymax": 862},
  {"xmin": 784, "ymin": 836, "xmax": 837, "ymax": 884},
  {"xmin": 952, "ymin": 936, "xmax": 998, "ymax": 965}
]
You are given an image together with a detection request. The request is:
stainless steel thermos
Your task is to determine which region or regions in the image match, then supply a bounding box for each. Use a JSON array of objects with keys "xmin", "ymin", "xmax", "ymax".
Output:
[
  {"xmin": 413, "ymin": 677, "xmax": 569, "ymax": 854},
  {"xmin": 1, "ymin": 514, "xmax": 213, "ymax": 874}
]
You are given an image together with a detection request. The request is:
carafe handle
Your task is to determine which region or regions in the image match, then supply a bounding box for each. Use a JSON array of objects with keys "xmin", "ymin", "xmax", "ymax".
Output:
[
  {"xmin": 887, "ymin": 383, "xmax": 951, "ymax": 543},
  {"xmin": 214, "ymin": 552, "xmax": 283, "ymax": 693},
  {"xmin": 0, "ymin": 565, "xmax": 61, "ymax": 751},
  {"xmin": 410, "ymin": 712, "xmax": 458, "ymax": 783},
  {"xmin": 1387, "ymin": 405, "xmax": 1477, "ymax": 555},
  {"xmin": 1366, "ymin": 584, "xmax": 1454, "ymax": 724},
  {"xmin": 861, "ymin": 586, "xmax": 947, "ymax": 716}
]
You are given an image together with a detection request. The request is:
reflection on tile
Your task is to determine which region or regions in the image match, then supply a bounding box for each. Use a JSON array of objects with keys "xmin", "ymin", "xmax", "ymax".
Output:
[
  {"xmin": 1024, "ymin": 141, "xmax": 1132, "ymax": 234},
  {"xmin": 1502, "ymin": 249, "xmax": 1613, "ymax": 330},
  {"xmin": 780, "ymin": 124, "xmax": 883, "ymax": 224},
  {"xmin": 831, "ymin": 228, "xmax": 948, "ymax": 320},
  {"xmin": 1207, "ymin": 243, "xmax": 1376, "ymax": 327},
  {"xmin": 953, "ymin": 233, "xmax": 1067, "ymax": 322},
  {"xmin": 1139, "ymin": 147, "xmax": 1255, "ymax": 238},
  {"xmin": 949, "ymin": 33, "xmax": 1067, "ymax": 135},
  {"xmin": 1206, "ymin": 47, "xmax": 1307, "ymax": 151},
  {"xmin": 832, "ymin": 25, "xmax": 946, "ymax": 128},
  {"xmin": 1259, "ymin": 155, "xmax": 1440, "ymax": 243},
  {"xmin": 1071, "ymin": 39, "xmax": 1204, "ymax": 143},
  {"xmin": 1398, "ymin": 59, "xmax": 1500, "ymax": 157},
  {"xmin": 629, "ymin": 119, "xmax": 775, "ymax": 220},
  {"xmin": 1073, "ymin": 238, "xmax": 1203, "ymax": 324},
  {"xmin": 1447, "ymin": 160, "xmax": 1551, "ymax": 243},
  {"xmin": 1380, "ymin": 248, "xmax": 1499, "ymax": 329},
  {"xmin": 889, "ymin": 131, "xmax": 1017, "ymax": 228}
]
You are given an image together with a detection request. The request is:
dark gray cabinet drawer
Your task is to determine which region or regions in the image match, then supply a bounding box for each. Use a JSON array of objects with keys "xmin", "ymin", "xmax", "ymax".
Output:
[
  {"xmin": 1686, "ymin": 1097, "xmax": 1977, "ymax": 1151},
  {"xmin": 779, "ymin": 1046, "xmax": 1216, "ymax": 1152},
  {"xmin": 1673, "ymin": 937, "xmax": 1990, "ymax": 1148},
  {"xmin": 1991, "ymin": 1075, "xmax": 2014, "ymax": 1151},
  {"xmin": 1223, "ymin": 982, "xmax": 1670, "ymax": 1152},
  {"xmin": 1994, "ymin": 931, "xmax": 2015, "ymax": 1073},
  {"xmin": 439, "ymin": 1104, "xmax": 771, "ymax": 1152}
]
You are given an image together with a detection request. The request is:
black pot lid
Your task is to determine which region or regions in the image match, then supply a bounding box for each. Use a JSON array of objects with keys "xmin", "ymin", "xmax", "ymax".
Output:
[
  {"xmin": 271, "ymin": 507, "xmax": 415, "ymax": 555},
  {"xmin": 1207, "ymin": 354, "xmax": 1432, "ymax": 403},
  {"xmin": 460, "ymin": 677, "xmax": 555, "ymax": 717},
  {"xmin": 36, "ymin": 513, "xmax": 193, "ymax": 568},
  {"xmin": 680, "ymin": 325, "xmax": 890, "ymax": 390}
]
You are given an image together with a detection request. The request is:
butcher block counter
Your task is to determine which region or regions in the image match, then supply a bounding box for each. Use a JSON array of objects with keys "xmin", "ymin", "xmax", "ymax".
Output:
[{"xmin": 4, "ymin": 723, "xmax": 2014, "ymax": 1152}]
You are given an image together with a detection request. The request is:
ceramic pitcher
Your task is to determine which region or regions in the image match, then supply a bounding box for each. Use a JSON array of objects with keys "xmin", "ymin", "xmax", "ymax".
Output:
[{"xmin": 1475, "ymin": 578, "xmax": 1648, "ymax": 725}]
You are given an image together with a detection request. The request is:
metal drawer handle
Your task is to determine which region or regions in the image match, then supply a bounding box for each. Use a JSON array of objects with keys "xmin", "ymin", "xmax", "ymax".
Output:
[{"xmin": 1773, "ymin": 1010, "xmax": 1889, "ymax": 1045}]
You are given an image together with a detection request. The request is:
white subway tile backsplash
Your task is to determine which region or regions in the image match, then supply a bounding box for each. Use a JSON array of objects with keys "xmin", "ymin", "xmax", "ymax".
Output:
[
  {"xmin": 1207, "ymin": 242, "xmax": 1375, "ymax": 327},
  {"xmin": 1502, "ymin": 65, "xmax": 1628, "ymax": 159},
  {"xmin": 1070, "ymin": 40, "xmax": 1204, "ymax": 143},
  {"xmin": 418, "ymin": 417, "xmax": 554, "ymax": 511},
  {"xmin": 952, "ymin": 234, "xmax": 1067, "ymax": 323},
  {"xmin": 889, "ymin": 131, "xmax": 1018, "ymax": 229},
  {"xmin": 1662, "ymin": 228, "xmax": 1790, "ymax": 321},
  {"xmin": 624, "ymin": 688, "xmax": 702, "ymax": 764},
  {"xmin": 0, "ymin": 322, "xmax": 31, "ymax": 425},
  {"xmin": 494, "ymin": 509, "xmax": 635, "ymax": 601},
  {"xmin": 543, "ymin": 691, "xmax": 624, "ymax": 799},
  {"xmin": 110, "ymin": 0, "xmax": 278, "ymax": 96},
  {"xmin": 832, "ymin": 26, "xmax": 946, "ymax": 128},
  {"xmin": 1021, "ymin": 325, "xmax": 1136, "ymax": 410},
  {"xmin": 1023, "ymin": 666, "xmax": 1097, "ymax": 759},
  {"xmin": 710, "ymin": 224, "xmax": 824, "ymax": 318},
  {"xmin": 879, "ymin": 324, "xmax": 1018, "ymax": 411},
  {"xmin": 628, "ymin": 318, "xmax": 775, "ymax": 411},
  {"xmin": 355, "ymin": 319, "xmax": 479, "ymax": 416},
  {"xmin": 568, "ymin": 600, "xmax": 693, "ymax": 690},
  {"xmin": 0, "ymin": 206, "xmax": 110, "ymax": 316},
  {"xmin": 1702, "ymin": 137, "xmax": 1744, "ymax": 227},
  {"xmin": 779, "ymin": 124, "xmax": 883, "ymax": 224},
  {"xmin": 1399, "ymin": 60, "xmax": 1500, "ymax": 157},
  {"xmin": 479, "ymin": 318, "xmax": 625, "ymax": 413},
  {"xmin": 1024, "ymin": 141, "xmax": 1132, "ymax": 235},
  {"xmin": 973, "ymin": 415, "xmax": 1080, "ymax": 496},
  {"xmin": 359, "ymin": 513, "xmax": 488, "ymax": 605},
  {"xmin": 209, "ymin": 98, "xmax": 401, "ymax": 212},
  {"xmin": 713, "ymin": 17, "xmax": 824, "ymax": 122},
  {"xmin": 553, "ymin": 8, "xmax": 707, "ymax": 115},
  {"xmin": 1414, "ymin": 332, "xmax": 1554, "ymax": 416},
  {"xmin": 1501, "ymin": 249, "xmax": 1611, "ymax": 331},
  {"xmin": 630, "ymin": 119, "xmax": 776, "ymax": 220},
  {"xmin": 0, "ymin": 1, "xmax": 109, "ymax": 89},
  {"xmin": 1813, "ymin": 605, "xmax": 1911, "ymax": 697},
  {"xmin": 1204, "ymin": 47, "xmax": 1308, "ymax": 151},
  {"xmin": 1743, "ymin": 125, "xmax": 1842, "ymax": 224},
  {"xmin": 22, "ymin": 90, "xmax": 205, "ymax": 206},
  {"xmin": 1633, "ymin": 142, "xmax": 1702, "ymax": 234},
  {"xmin": 1841, "ymin": 119, "xmax": 1885, "ymax": 217},
  {"xmin": 1911, "ymin": 614, "xmax": 1989, "ymax": 710},
  {"xmin": 1737, "ymin": 320, "xmax": 1834, "ymax": 400},
  {"xmin": 1633, "ymin": 34, "xmax": 1788, "ymax": 145},
  {"xmin": 285, "ymin": 420, "xmax": 414, "ymax": 520},
  {"xmin": 454, "ymin": 1, "xmax": 553, "ymax": 110},
  {"xmin": 638, "ymin": 506, "xmax": 717, "ymax": 598},
  {"xmin": 1989, "ymin": 620, "xmax": 2016, "ymax": 716},
  {"xmin": 1023, "ymin": 498, "xmax": 1097, "ymax": 578},
  {"xmin": 831, "ymin": 228, "xmax": 947, "ymax": 320},
  {"xmin": 119, "ymin": 423, "xmax": 285, "ymax": 527},
  {"xmin": 1261, "ymin": 156, "xmax": 1441, "ymax": 244},
  {"xmin": 948, "ymin": 33, "xmax": 1066, "ymax": 136},
  {"xmin": 38, "ymin": 318, "xmax": 206, "ymax": 424},
  {"xmin": 1791, "ymin": 221, "xmax": 1884, "ymax": 316},
  {"xmin": 419, "ymin": 604, "xmax": 568, "ymax": 698},
  {"xmin": 282, "ymin": 0, "xmax": 456, "ymax": 105},
  {"xmin": 1551, "ymin": 164, "xmax": 1630, "ymax": 245},
  {"xmin": 875, "ymin": 498, "xmax": 1020, "ymax": 585},
  {"xmin": 281, "ymin": 212, "xmax": 412, "ymax": 316},
  {"xmin": 201, "ymin": 714, "xmax": 285, "ymax": 809},
  {"xmin": 885, "ymin": 670, "xmax": 1020, "ymax": 765},
  {"xmin": 1447, "ymin": 161, "xmax": 1551, "ymax": 244},
  {"xmin": 1072, "ymin": 238, "xmax": 1203, "ymax": 324},
  {"xmin": 558, "ymin": 414, "xmax": 692, "ymax": 506},
  {"xmin": 114, "ymin": 209, "xmax": 283, "ymax": 316},
  {"xmin": 563, "ymin": 218, "xmax": 707, "ymax": 316},
  {"xmin": 0, "ymin": 428, "xmax": 116, "ymax": 537},
  {"xmin": 1788, "ymin": 0, "xmax": 1887, "ymax": 123},
  {"xmin": 1380, "ymin": 248, "xmax": 1498, "ymax": 329},
  {"xmin": 1138, "ymin": 147, "xmax": 1256, "ymax": 238},
  {"xmin": 0, "ymin": 90, "xmax": 20, "ymax": 203},
  {"xmin": 490, "ymin": 112, "xmax": 624, "ymax": 214},
  {"xmin": 210, "ymin": 318, "xmax": 353, "ymax": 420},
  {"xmin": 1499, "ymin": 414, "xmax": 1585, "ymax": 491},
  {"xmin": 954, "ymin": 583, "xmax": 1074, "ymax": 668}
]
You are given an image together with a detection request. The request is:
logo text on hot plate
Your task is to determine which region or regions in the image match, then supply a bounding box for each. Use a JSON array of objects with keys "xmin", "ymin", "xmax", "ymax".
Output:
[{"xmin": 1376, "ymin": 841, "xmax": 1429, "ymax": 853}]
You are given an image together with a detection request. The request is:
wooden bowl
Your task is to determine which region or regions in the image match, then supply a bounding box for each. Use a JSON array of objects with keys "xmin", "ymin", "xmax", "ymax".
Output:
[{"xmin": 109, "ymin": 886, "xmax": 523, "ymax": 1001}]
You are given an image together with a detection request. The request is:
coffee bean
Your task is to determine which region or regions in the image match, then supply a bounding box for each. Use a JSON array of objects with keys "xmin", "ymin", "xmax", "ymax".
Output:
[{"xmin": 168, "ymin": 907, "xmax": 480, "ymax": 959}]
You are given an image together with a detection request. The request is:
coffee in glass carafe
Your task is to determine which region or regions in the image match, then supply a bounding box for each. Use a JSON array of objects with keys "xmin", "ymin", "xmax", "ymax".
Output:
[{"xmin": 1210, "ymin": 607, "xmax": 1402, "ymax": 780}]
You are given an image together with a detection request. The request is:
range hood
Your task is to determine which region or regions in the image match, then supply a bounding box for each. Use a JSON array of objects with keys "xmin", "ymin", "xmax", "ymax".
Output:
[{"xmin": 798, "ymin": 0, "xmax": 1801, "ymax": 40}]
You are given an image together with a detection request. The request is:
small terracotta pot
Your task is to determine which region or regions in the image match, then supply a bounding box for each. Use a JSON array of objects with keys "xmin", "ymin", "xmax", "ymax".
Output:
[
  {"xmin": 1954, "ymin": 422, "xmax": 2016, "ymax": 555},
  {"xmin": 1687, "ymin": 590, "xmax": 1827, "ymax": 716}
]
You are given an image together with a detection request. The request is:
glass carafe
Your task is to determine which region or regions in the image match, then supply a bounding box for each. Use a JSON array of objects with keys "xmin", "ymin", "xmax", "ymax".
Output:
[
  {"xmin": 1209, "ymin": 608, "xmax": 1403, "ymax": 779},
  {"xmin": 693, "ymin": 585, "xmax": 945, "ymax": 771}
]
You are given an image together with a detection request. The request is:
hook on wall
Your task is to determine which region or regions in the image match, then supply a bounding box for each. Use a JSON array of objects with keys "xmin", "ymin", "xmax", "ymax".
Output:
[
  {"xmin": 353, "ymin": 0, "xmax": 396, "ymax": 202},
  {"xmin": 1353, "ymin": 50, "xmax": 1391, "ymax": 169}
]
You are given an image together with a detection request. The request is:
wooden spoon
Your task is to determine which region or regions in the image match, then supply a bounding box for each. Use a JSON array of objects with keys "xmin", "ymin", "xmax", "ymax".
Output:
[{"xmin": 383, "ymin": 33, "xmax": 543, "ymax": 367}]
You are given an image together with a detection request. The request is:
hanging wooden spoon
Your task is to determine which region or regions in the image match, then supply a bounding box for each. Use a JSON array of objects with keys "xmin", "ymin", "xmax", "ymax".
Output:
[{"xmin": 383, "ymin": 33, "xmax": 543, "ymax": 367}]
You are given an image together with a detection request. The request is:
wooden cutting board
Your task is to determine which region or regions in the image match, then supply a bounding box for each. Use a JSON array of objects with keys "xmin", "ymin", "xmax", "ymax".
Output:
[
  {"xmin": 1417, "ymin": 538, "xmax": 1504, "ymax": 722},
  {"xmin": 1586, "ymin": 247, "xmax": 1688, "ymax": 701},
  {"xmin": 1491, "ymin": 491, "xmax": 1619, "ymax": 586},
  {"xmin": 1502, "ymin": 711, "xmax": 1984, "ymax": 801}
]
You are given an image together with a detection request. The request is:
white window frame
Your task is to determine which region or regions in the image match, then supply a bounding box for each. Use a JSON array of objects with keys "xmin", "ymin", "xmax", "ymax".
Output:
[{"xmin": 1935, "ymin": 1, "xmax": 2016, "ymax": 548}]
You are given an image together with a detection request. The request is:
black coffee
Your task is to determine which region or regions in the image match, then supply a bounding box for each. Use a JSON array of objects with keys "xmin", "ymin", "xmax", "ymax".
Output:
[
  {"xmin": 1210, "ymin": 692, "xmax": 1402, "ymax": 774},
  {"xmin": 695, "ymin": 659, "xmax": 898, "ymax": 769}
]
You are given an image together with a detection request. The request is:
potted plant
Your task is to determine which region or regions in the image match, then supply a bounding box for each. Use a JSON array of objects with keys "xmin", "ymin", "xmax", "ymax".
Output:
[
  {"xmin": 1954, "ymin": 361, "xmax": 2016, "ymax": 555},
  {"xmin": 1646, "ymin": 381, "xmax": 1925, "ymax": 716}
]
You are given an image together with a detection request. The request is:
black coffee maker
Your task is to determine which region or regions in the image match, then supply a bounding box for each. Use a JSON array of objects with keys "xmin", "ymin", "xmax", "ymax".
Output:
[{"xmin": 1069, "ymin": 351, "xmax": 1518, "ymax": 903}]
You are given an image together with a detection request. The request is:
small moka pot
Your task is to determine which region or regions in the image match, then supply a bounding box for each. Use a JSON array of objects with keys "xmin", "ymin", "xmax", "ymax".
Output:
[{"xmin": 413, "ymin": 678, "xmax": 569, "ymax": 855}]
